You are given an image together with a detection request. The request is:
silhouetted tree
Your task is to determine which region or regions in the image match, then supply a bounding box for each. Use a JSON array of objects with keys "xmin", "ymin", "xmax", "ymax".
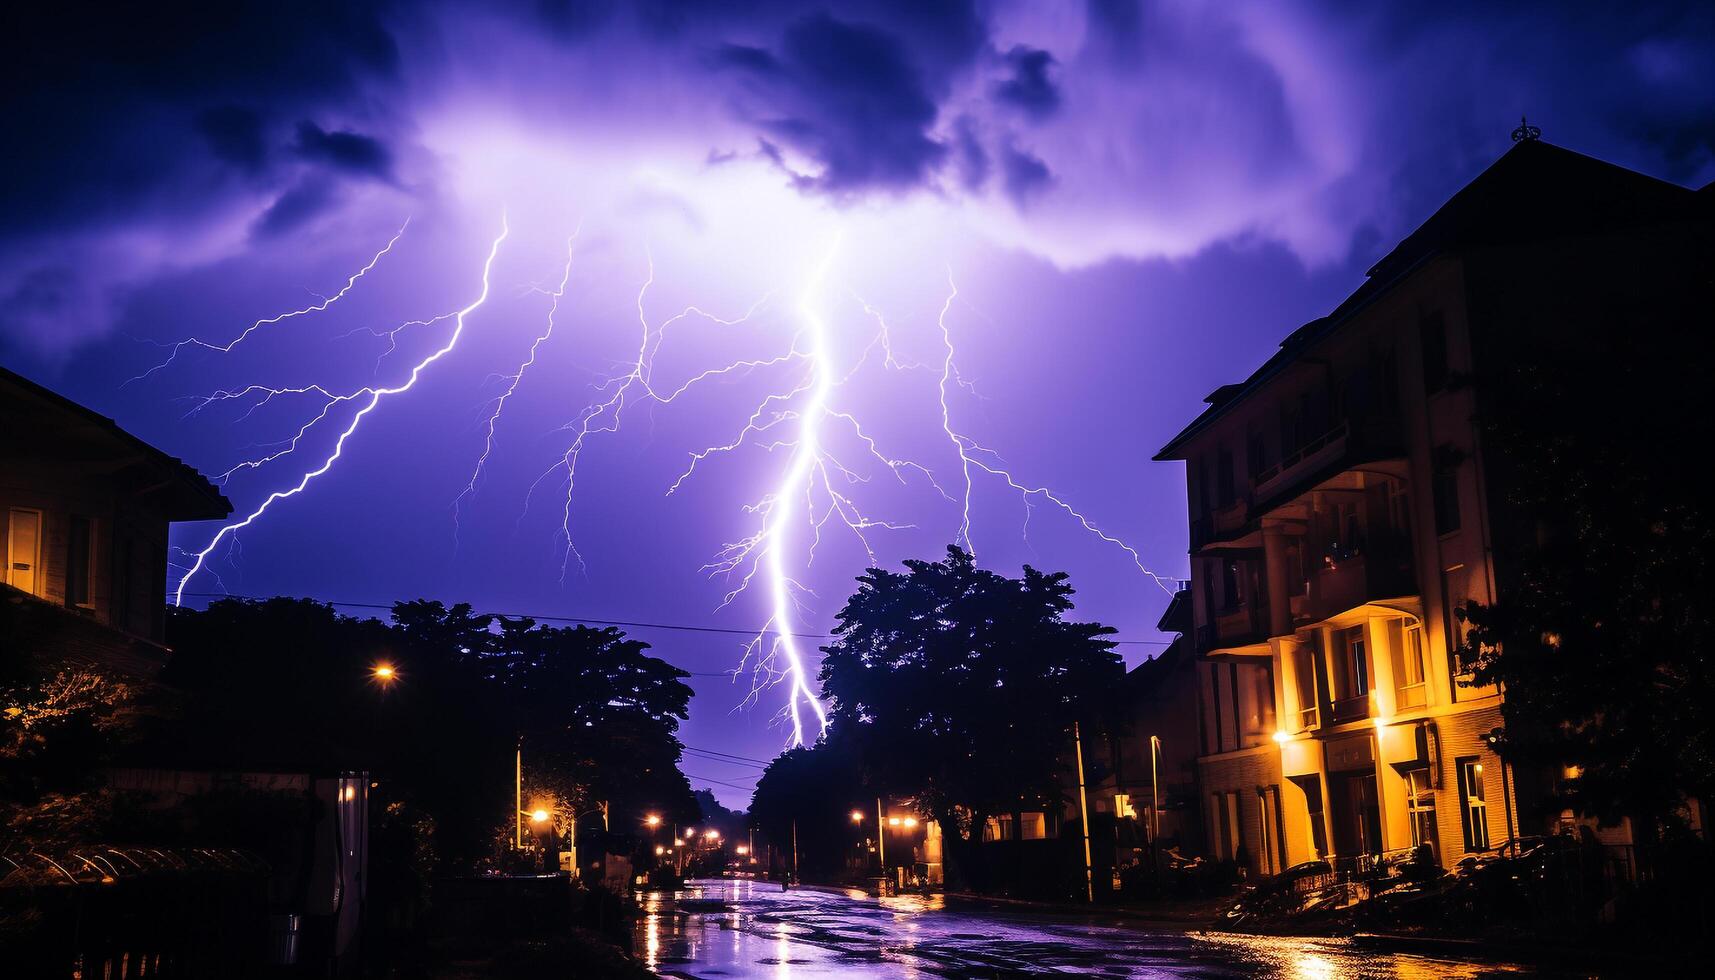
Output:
[
  {"xmin": 1456, "ymin": 231, "xmax": 1715, "ymax": 853},
  {"xmin": 748, "ymin": 742, "xmax": 865, "ymax": 879},
  {"xmin": 817, "ymin": 547, "xmax": 1121, "ymax": 888}
]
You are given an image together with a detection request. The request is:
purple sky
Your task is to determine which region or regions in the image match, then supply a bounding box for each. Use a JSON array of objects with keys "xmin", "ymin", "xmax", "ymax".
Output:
[{"xmin": 4, "ymin": 1, "xmax": 1712, "ymax": 806}]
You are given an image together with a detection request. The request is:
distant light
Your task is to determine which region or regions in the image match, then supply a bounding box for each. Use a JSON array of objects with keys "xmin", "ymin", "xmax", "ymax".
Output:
[
  {"xmin": 655, "ymin": 845, "xmax": 666, "ymax": 856},
  {"xmin": 902, "ymin": 817, "xmax": 918, "ymax": 829},
  {"xmin": 850, "ymin": 809, "xmax": 864, "ymax": 823},
  {"xmin": 646, "ymin": 814, "xmax": 662, "ymax": 827},
  {"xmin": 372, "ymin": 663, "xmax": 396, "ymax": 682},
  {"xmin": 530, "ymin": 809, "xmax": 551, "ymax": 824},
  {"xmin": 887, "ymin": 817, "xmax": 901, "ymax": 827},
  {"xmin": 736, "ymin": 845, "xmax": 749, "ymax": 855},
  {"xmin": 705, "ymin": 829, "xmax": 720, "ymax": 840}
]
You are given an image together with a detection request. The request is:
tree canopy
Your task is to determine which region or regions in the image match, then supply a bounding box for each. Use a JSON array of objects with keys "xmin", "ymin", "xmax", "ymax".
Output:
[{"xmin": 815, "ymin": 547, "xmax": 1121, "ymax": 879}]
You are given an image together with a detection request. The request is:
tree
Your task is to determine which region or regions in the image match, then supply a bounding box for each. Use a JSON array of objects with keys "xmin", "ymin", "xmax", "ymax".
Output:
[
  {"xmin": 817, "ymin": 546, "xmax": 1122, "ymax": 888},
  {"xmin": 1456, "ymin": 228, "xmax": 1715, "ymax": 849},
  {"xmin": 748, "ymin": 742, "xmax": 864, "ymax": 879}
]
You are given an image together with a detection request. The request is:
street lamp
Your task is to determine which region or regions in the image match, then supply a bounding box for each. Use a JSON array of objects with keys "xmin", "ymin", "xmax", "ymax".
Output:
[
  {"xmin": 530, "ymin": 808, "xmax": 551, "ymax": 825},
  {"xmin": 371, "ymin": 662, "xmax": 397, "ymax": 683},
  {"xmin": 645, "ymin": 814, "xmax": 662, "ymax": 828}
]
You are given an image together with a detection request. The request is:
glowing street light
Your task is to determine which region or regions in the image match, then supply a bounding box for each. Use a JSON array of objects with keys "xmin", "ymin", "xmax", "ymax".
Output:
[
  {"xmin": 371, "ymin": 662, "xmax": 397, "ymax": 683},
  {"xmin": 887, "ymin": 817, "xmax": 901, "ymax": 827},
  {"xmin": 902, "ymin": 817, "xmax": 918, "ymax": 829},
  {"xmin": 704, "ymin": 829, "xmax": 720, "ymax": 840},
  {"xmin": 645, "ymin": 814, "xmax": 662, "ymax": 828},
  {"xmin": 655, "ymin": 845, "xmax": 666, "ymax": 856},
  {"xmin": 530, "ymin": 808, "xmax": 551, "ymax": 825},
  {"xmin": 735, "ymin": 845, "xmax": 749, "ymax": 856},
  {"xmin": 850, "ymin": 809, "xmax": 864, "ymax": 823}
]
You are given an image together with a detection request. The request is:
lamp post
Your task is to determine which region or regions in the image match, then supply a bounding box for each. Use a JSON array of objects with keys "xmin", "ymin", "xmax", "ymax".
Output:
[
  {"xmin": 1149, "ymin": 735, "xmax": 1162, "ymax": 847},
  {"xmin": 1073, "ymin": 721, "xmax": 1094, "ymax": 903}
]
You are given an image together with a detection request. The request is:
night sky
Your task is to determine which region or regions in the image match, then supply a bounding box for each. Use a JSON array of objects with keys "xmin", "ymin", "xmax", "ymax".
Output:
[{"xmin": 4, "ymin": 2, "xmax": 1712, "ymax": 806}]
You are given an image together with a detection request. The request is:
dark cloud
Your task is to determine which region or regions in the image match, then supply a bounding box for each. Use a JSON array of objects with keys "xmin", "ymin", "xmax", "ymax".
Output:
[
  {"xmin": 999, "ymin": 142, "xmax": 1053, "ymax": 203},
  {"xmin": 196, "ymin": 106, "xmax": 270, "ymax": 172},
  {"xmin": 951, "ymin": 116, "xmax": 990, "ymax": 192},
  {"xmin": 0, "ymin": 1, "xmax": 398, "ymax": 237},
  {"xmin": 993, "ymin": 46, "xmax": 1061, "ymax": 119},
  {"xmin": 252, "ymin": 176, "xmax": 342, "ymax": 238},
  {"xmin": 717, "ymin": 12, "xmax": 947, "ymax": 193},
  {"xmin": 294, "ymin": 122, "xmax": 396, "ymax": 182}
]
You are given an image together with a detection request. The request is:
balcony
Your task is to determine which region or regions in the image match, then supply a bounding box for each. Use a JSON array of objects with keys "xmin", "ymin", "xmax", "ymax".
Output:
[
  {"xmin": 1198, "ymin": 602, "xmax": 1270, "ymax": 657},
  {"xmin": 1290, "ymin": 536, "xmax": 1417, "ymax": 628},
  {"xmin": 1329, "ymin": 693, "xmax": 1371, "ymax": 725},
  {"xmin": 1252, "ymin": 416, "xmax": 1406, "ymax": 515}
]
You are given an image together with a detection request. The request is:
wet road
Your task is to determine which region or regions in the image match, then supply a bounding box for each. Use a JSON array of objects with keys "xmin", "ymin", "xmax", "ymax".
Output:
[{"xmin": 636, "ymin": 878, "xmax": 1552, "ymax": 978}]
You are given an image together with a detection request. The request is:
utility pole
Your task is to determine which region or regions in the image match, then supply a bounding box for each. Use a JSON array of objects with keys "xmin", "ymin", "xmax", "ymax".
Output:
[
  {"xmin": 876, "ymin": 797, "xmax": 886, "ymax": 871},
  {"xmin": 791, "ymin": 818, "xmax": 799, "ymax": 883},
  {"xmin": 515, "ymin": 739, "xmax": 523, "ymax": 850},
  {"xmin": 1149, "ymin": 735, "xmax": 1162, "ymax": 846},
  {"xmin": 1073, "ymin": 721, "xmax": 1095, "ymax": 903}
]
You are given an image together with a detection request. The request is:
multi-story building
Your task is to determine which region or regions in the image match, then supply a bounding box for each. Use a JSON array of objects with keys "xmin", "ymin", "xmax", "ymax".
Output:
[{"xmin": 1154, "ymin": 135, "xmax": 1712, "ymax": 876}]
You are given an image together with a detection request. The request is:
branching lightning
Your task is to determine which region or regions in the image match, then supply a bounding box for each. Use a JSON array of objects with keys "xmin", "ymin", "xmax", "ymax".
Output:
[
  {"xmin": 170, "ymin": 215, "xmax": 510, "ymax": 605},
  {"xmin": 154, "ymin": 212, "xmax": 1173, "ymax": 747},
  {"xmin": 127, "ymin": 219, "xmax": 412, "ymax": 386}
]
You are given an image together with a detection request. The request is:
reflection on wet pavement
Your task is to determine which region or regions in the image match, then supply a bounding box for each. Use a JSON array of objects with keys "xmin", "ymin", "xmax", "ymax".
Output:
[{"xmin": 635, "ymin": 878, "xmax": 1557, "ymax": 978}]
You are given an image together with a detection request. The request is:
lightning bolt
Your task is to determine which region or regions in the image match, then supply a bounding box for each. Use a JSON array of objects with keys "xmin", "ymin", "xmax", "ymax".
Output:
[
  {"xmin": 127, "ymin": 219, "xmax": 411, "ymax": 385},
  {"xmin": 150, "ymin": 212, "xmax": 1172, "ymax": 745},
  {"xmin": 455, "ymin": 227, "xmax": 579, "ymax": 545},
  {"xmin": 172, "ymin": 215, "xmax": 510, "ymax": 605}
]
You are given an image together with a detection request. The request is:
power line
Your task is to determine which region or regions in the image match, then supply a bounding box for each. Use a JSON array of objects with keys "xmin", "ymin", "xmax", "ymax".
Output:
[
  {"xmin": 681, "ymin": 743, "xmax": 773, "ymax": 766},
  {"xmin": 172, "ymin": 591, "xmax": 1176, "ymax": 646},
  {"xmin": 683, "ymin": 749, "xmax": 768, "ymax": 770},
  {"xmin": 683, "ymin": 771, "xmax": 758, "ymax": 792}
]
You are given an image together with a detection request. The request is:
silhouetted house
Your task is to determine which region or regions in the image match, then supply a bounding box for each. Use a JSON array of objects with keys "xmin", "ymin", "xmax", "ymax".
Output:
[
  {"xmin": 2, "ymin": 364, "xmax": 229, "ymax": 665},
  {"xmin": 2, "ymin": 366, "xmax": 368, "ymax": 973},
  {"xmin": 1154, "ymin": 138, "xmax": 1714, "ymax": 878},
  {"xmin": 1099, "ymin": 588, "xmax": 1204, "ymax": 872}
]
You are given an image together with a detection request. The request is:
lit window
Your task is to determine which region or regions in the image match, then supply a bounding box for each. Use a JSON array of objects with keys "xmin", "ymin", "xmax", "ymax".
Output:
[
  {"xmin": 1457, "ymin": 758, "xmax": 1489, "ymax": 851},
  {"xmin": 1405, "ymin": 770, "xmax": 1438, "ymax": 863}
]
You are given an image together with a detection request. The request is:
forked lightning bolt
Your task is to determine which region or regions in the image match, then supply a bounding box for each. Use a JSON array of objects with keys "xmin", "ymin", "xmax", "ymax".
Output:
[
  {"xmin": 152, "ymin": 216, "xmax": 1171, "ymax": 746},
  {"xmin": 128, "ymin": 219, "xmax": 412, "ymax": 386},
  {"xmin": 171, "ymin": 216, "xmax": 509, "ymax": 604}
]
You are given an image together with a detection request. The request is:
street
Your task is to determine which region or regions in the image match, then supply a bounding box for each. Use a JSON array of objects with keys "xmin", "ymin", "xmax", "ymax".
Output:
[{"xmin": 636, "ymin": 879, "xmax": 1546, "ymax": 978}]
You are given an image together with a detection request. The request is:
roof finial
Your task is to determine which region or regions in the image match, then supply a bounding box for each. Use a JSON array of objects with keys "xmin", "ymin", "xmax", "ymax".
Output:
[{"xmin": 1511, "ymin": 115, "xmax": 1541, "ymax": 143}]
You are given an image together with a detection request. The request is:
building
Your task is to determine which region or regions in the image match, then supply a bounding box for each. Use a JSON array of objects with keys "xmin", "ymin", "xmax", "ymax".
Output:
[
  {"xmin": 2, "ymin": 364, "xmax": 230, "ymax": 652},
  {"xmin": 2, "ymin": 366, "xmax": 368, "ymax": 972},
  {"xmin": 1154, "ymin": 136, "xmax": 1713, "ymax": 877},
  {"xmin": 1098, "ymin": 588, "xmax": 1204, "ymax": 871}
]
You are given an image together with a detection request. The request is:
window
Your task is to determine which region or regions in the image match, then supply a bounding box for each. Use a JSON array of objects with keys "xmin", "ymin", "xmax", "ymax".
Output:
[
  {"xmin": 1293, "ymin": 643, "xmax": 1320, "ymax": 730},
  {"xmin": 1457, "ymin": 758, "xmax": 1490, "ymax": 851},
  {"xmin": 1247, "ymin": 664, "xmax": 1277, "ymax": 736},
  {"xmin": 1387, "ymin": 483, "xmax": 1413, "ymax": 546},
  {"xmin": 1391, "ymin": 620, "xmax": 1429, "ymax": 709},
  {"xmin": 1208, "ymin": 664, "xmax": 1224, "ymax": 753},
  {"xmin": 1432, "ymin": 459, "xmax": 1461, "ymax": 535},
  {"xmin": 1420, "ymin": 312, "xmax": 1449, "ymax": 393},
  {"xmin": 1247, "ymin": 431, "xmax": 1268, "ymax": 479},
  {"xmin": 1442, "ymin": 565, "xmax": 1472, "ymax": 677},
  {"xmin": 1216, "ymin": 448, "xmax": 1236, "ymax": 508},
  {"xmin": 1257, "ymin": 786, "xmax": 1284, "ymax": 875},
  {"xmin": 6, "ymin": 508, "xmax": 44, "ymax": 598},
  {"xmin": 1406, "ymin": 770, "xmax": 1439, "ymax": 862},
  {"xmin": 1214, "ymin": 792, "xmax": 1241, "ymax": 862},
  {"xmin": 66, "ymin": 515, "xmax": 93, "ymax": 609},
  {"xmin": 1197, "ymin": 457, "xmax": 1211, "ymax": 516},
  {"xmin": 1220, "ymin": 560, "xmax": 1241, "ymax": 611},
  {"xmin": 1334, "ymin": 626, "xmax": 1369, "ymax": 701}
]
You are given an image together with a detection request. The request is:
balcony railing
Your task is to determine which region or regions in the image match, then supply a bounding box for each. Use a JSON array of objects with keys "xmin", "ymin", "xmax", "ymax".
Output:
[
  {"xmin": 1330, "ymin": 694, "xmax": 1371, "ymax": 724},
  {"xmin": 1395, "ymin": 682, "xmax": 1428, "ymax": 711}
]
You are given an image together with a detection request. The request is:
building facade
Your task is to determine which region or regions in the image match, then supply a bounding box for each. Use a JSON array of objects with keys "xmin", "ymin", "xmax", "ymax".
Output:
[
  {"xmin": 2, "ymin": 365, "xmax": 230, "ymax": 646},
  {"xmin": 1155, "ymin": 137, "xmax": 1712, "ymax": 877}
]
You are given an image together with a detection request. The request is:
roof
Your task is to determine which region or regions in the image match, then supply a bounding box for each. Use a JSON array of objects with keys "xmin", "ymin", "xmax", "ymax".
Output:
[
  {"xmin": 1155, "ymin": 139, "xmax": 1709, "ymax": 460},
  {"xmin": 0, "ymin": 365, "xmax": 231, "ymax": 521}
]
